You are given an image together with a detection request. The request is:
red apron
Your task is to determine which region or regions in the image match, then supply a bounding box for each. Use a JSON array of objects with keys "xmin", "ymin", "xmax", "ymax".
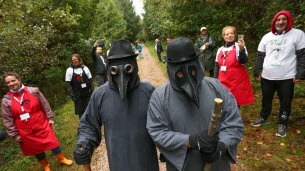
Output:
[
  {"xmin": 8, "ymin": 87, "xmax": 59, "ymax": 156},
  {"xmin": 217, "ymin": 46, "xmax": 254, "ymax": 105}
]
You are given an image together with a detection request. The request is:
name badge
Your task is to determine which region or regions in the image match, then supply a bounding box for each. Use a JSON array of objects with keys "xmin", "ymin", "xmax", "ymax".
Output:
[
  {"xmin": 220, "ymin": 66, "xmax": 227, "ymax": 71},
  {"xmin": 81, "ymin": 83, "xmax": 87, "ymax": 88},
  {"xmin": 20, "ymin": 113, "xmax": 30, "ymax": 120}
]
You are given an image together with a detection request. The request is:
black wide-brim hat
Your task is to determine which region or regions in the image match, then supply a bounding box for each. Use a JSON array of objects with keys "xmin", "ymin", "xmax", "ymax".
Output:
[
  {"xmin": 165, "ymin": 37, "xmax": 200, "ymax": 63},
  {"xmin": 107, "ymin": 40, "xmax": 138, "ymax": 59}
]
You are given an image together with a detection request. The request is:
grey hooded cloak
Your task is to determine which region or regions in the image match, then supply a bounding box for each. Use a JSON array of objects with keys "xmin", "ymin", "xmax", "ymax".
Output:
[{"xmin": 147, "ymin": 76, "xmax": 244, "ymax": 171}]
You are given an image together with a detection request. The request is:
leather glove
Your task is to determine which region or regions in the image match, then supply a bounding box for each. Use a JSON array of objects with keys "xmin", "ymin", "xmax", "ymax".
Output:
[
  {"xmin": 189, "ymin": 130, "xmax": 219, "ymax": 153},
  {"xmin": 73, "ymin": 142, "xmax": 92, "ymax": 165},
  {"xmin": 201, "ymin": 141, "xmax": 226, "ymax": 163},
  {"xmin": 0, "ymin": 130, "xmax": 7, "ymax": 142}
]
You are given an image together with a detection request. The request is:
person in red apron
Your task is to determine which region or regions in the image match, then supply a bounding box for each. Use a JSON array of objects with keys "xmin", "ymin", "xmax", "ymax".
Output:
[
  {"xmin": 214, "ymin": 26, "xmax": 254, "ymax": 107},
  {"xmin": 1, "ymin": 72, "xmax": 73, "ymax": 171}
]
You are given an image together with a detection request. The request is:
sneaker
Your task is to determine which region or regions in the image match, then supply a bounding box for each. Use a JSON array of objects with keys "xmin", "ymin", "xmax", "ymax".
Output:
[
  {"xmin": 251, "ymin": 118, "xmax": 267, "ymax": 127},
  {"xmin": 276, "ymin": 124, "xmax": 287, "ymax": 137}
]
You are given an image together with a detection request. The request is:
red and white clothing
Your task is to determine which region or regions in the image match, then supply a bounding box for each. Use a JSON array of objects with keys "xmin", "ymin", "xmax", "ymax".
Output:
[
  {"xmin": 216, "ymin": 43, "xmax": 254, "ymax": 105},
  {"xmin": 1, "ymin": 87, "xmax": 59, "ymax": 156}
]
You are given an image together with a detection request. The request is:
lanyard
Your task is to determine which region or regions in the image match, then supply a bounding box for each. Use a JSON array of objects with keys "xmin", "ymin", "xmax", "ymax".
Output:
[
  {"xmin": 14, "ymin": 93, "xmax": 25, "ymax": 113},
  {"xmin": 221, "ymin": 45, "xmax": 234, "ymax": 66}
]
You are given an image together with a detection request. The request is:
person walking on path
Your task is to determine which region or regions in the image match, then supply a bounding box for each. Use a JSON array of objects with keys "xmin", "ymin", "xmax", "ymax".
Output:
[
  {"xmin": 1, "ymin": 72, "xmax": 73, "ymax": 171},
  {"xmin": 155, "ymin": 39, "xmax": 164, "ymax": 62},
  {"xmin": 251, "ymin": 11, "xmax": 305, "ymax": 137},
  {"xmin": 147, "ymin": 37, "xmax": 244, "ymax": 171},
  {"xmin": 214, "ymin": 26, "xmax": 254, "ymax": 108},
  {"xmin": 65, "ymin": 54, "xmax": 94, "ymax": 119},
  {"xmin": 73, "ymin": 40, "xmax": 159, "ymax": 171},
  {"xmin": 197, "ymin": 27, "xmax": 216, "ymax": 77},
  {"xmin": 91, "ymin": 41, "xmax": 107, "ymax": 86},
  {"xmin": 136, "ymin": 41, "xmax": 144, "ymax": 59}
]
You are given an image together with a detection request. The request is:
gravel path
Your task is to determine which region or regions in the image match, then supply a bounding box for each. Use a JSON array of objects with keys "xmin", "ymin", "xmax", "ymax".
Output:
[{"xmin": 90, "ymin": 44, "xmax": 168, "ymax": 171}]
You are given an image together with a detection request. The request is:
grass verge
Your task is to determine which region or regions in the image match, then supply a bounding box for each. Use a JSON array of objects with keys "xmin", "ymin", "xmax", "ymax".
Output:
[{"xmin": 0, "ymin": 100, "xmax": 83, "ymax": 171}]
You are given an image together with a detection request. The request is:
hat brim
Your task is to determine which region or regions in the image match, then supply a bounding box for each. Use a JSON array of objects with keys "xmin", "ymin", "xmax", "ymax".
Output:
[
  {"xmin": 164, "ymin": 52, "xmax": 200, "ymax": 63},
  {"xmin": 107, "ymin": 53, "xmax": 138, "ymax": 60}
]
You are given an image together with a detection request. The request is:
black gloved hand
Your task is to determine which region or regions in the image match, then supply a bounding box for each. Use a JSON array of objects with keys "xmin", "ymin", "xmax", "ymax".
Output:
[
  {"xmin": 0, "ymin": 130, "xmax": 7, "ymax": 142},
  {"xmin": 201, "ymin": 141, "xmax": 226, "ymax": 163},
  {"xmin": 189, "ymin": 130, "xmax": 219, "ymax": 153},
  {"xmin": 73, "ymin": 142, "xmax": 92, "ymax": 165}
]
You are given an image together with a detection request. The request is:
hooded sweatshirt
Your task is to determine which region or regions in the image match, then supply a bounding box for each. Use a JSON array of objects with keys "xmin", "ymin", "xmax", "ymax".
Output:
[{"xmin": 254, "ymin": 11, "xmax": 305, "ymax": 80}]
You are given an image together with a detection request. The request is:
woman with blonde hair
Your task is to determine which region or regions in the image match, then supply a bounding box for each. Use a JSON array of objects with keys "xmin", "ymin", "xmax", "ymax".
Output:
[{"xmin": 214, "ymin": 26, "xmax": 254, "ymax": 107}]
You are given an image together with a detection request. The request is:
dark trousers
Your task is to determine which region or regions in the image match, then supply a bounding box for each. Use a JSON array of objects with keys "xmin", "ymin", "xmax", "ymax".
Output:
[
  {"xmin": 35, "ymin": 146, "xmax": 62, "ymax": 161},
  {"xmin": 75, "ymin": 95, "xmax": 91, "ymax": 119},
  {"xmin": 96, "ymin": 74, "xmax": 107, "ymax": 87},
  {"xmin": 260, "ymin": 78, "xmax": 294, "ymax": 124},
  {"xmin": 157, "ymin": 52, "xmax": 162, "ymax": 62}
]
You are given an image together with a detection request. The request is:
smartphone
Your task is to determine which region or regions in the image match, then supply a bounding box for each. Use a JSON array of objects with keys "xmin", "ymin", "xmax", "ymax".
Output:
[{"xmin": 238, "ymin": 35, "xmax": 244, "ymax": 41}]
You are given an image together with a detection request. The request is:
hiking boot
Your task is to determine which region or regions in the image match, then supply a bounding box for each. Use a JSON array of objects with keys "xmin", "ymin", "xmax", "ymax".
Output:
[
  {"xmin": 276, "ymin": 124, "xmax": 287, "ymax": 137},
  {"xmin": 251, "ymin": 118, "xmax": 267, "ymax": 127}
]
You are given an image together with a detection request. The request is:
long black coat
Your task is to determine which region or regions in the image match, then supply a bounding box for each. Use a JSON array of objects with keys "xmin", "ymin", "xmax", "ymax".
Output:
[{"xmin": 76, "ymin": 81, "xmax": 159, "ymax": 171}]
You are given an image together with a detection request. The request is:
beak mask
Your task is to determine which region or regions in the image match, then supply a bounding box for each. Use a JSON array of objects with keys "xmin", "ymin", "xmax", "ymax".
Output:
[{"xmin": 109, "ymin": 64, "xmax": 134, "ymax": 100}]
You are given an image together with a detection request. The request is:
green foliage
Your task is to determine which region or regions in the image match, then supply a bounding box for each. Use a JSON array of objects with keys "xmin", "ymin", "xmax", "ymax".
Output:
[
  {"xmin": 114, "ymin": 0, "xmax": 141, "ymax": 42},
  {"xmin": 90, "ymin": 0, "xmax": 127, "ymax": 46}
]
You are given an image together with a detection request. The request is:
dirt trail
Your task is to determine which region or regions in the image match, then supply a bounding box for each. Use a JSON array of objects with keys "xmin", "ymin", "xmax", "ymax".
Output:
[{"xmin": 90, "ymin": 44, "xmax": 168, "ymax": 171}]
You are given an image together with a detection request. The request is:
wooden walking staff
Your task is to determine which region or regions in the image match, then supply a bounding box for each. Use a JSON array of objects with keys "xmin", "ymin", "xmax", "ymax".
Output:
[{"xmin": 204, "ymin": 98, "xmax": 223, "ymax": 171}]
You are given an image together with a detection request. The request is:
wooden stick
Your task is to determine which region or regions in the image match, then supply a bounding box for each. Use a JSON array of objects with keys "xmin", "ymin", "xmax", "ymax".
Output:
[{"xmin": 204, "ymin": 98, "xmax": 223, "ymax": 171}]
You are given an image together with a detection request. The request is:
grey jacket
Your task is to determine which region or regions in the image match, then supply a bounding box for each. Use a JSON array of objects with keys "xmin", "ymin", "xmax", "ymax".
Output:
[{"xmin": 1, "ymin": 87, "xmax": 53, "ymax": 138}]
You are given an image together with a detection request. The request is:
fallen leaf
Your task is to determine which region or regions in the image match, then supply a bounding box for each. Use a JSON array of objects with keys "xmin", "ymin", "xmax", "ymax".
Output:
[
  {"xmin": 243, "ymin": 147, "xmax": 247, "ymax": 151},
  {"xmin": 267, "ymin": 153, "xmax": 272, "ymax": 157},
  {"xmin": 286, "ymin": 158, "xmax": 292, "ymax": 163},
  {"xmin": 280, "ymin": 143, "xmax": 285, "ymax": 146},
  {"xmin": 296, "ymin": 130, "xmax": 301, "ymax": 134},
  {"xmin": 257, "ymin": 142, "xmax": 263, "ymax": 145}
]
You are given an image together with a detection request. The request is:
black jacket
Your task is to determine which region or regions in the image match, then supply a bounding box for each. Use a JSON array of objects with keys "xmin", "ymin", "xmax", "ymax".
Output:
[{"xmin": 91, "ymin": 47, "xmax": 106, "ymax": 74}]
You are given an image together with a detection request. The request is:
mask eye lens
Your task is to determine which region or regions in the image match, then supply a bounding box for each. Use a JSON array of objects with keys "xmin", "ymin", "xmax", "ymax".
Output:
[
  {"xmin": 177, "ymin": 71, "xmax": 184, "ymax": 78},
  {"xmin": 192, "ymin": 69, "xmax": 197, "ymax": 76},
  {"xmin": 110, "ymin": 66, "xmax": 119, "ymax": 75},
  {"xmin": 124, "ymin": 64, "xmax": 133, "ymax": 74}
]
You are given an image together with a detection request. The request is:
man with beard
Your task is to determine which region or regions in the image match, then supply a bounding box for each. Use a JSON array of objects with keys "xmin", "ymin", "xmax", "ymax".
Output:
[
  {"xmin": 252, "ymin": 11, "xmax": 305, "ymax": 137},
  {"xmin": 146, "ymin": 37, "xmax": 244, "ymax": 171},
  {"xmin": 91, "ymin": 41, "xmax": 107, "ymax": 86},
  {"xmin": 73, "ymin": 40, "xmax": 159, "ymax": 171}
]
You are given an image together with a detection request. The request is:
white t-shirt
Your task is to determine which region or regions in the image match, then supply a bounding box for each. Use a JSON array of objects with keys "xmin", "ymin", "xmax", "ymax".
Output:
[
  {"xmin": 65, "ymin": 66, "xmax": 92, "ymax": 81},
  {"xmin": 258, "ymin": 28, "xmax": 305, "ymax": 80}
]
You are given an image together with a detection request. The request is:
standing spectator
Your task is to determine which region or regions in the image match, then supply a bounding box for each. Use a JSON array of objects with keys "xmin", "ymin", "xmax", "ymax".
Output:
[
  {"xmin": 147, "ymin": 37, "xmax": 244, "ymax": 171},
  {"xmin": 91, "ymin": 41, "xmax": 107, "ymax": 86},
  {"xmin": 251, "ymin": 11, "xmax": 305, "ymax": 137},
  {"xmin": 65, "ymin": 54, "xmax": 94, "ymax": 119},
  {"xmin": 1, "ymin": 72, "xmax": 73, "ymax": 171},
  {"xmin": 214, "ymin": 26, "xmax": 254, "ymax": 108},
  {"xmin": 135, "ymin": 41, "xmax": 144, "ymax": 59},
  {"xmin": 131, "ymin": 43, "xmax": 136, "ymax": 53},
  {"xmin": 155, "ymin": 39, "xmax": 164, "ymax": 62},
  {"xmin": 166, "ymin": 36, "xmax": 173, "ymax": 44},
  {"xmin": 197, "ymin": 27, "xmax": 216, "ymax": 77},
  {"xmin": 73, "ymin": 40, "xmax": 159, "ymax": 171}
]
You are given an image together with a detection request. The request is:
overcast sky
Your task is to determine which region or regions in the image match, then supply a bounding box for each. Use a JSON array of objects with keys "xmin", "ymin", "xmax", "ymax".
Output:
[{"xmin": 132, "ymin": 0, "xmax": 144, "ymax": 18}]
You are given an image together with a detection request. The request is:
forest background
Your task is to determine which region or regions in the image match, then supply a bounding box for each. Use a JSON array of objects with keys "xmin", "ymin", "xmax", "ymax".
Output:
[
  {"xmin": 1, "ymin": 0, "xmax": 305, "ymax": 170},
  {"xmin": 1, "ymin": 0, "xmax": 305, "ymax": 104}
]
